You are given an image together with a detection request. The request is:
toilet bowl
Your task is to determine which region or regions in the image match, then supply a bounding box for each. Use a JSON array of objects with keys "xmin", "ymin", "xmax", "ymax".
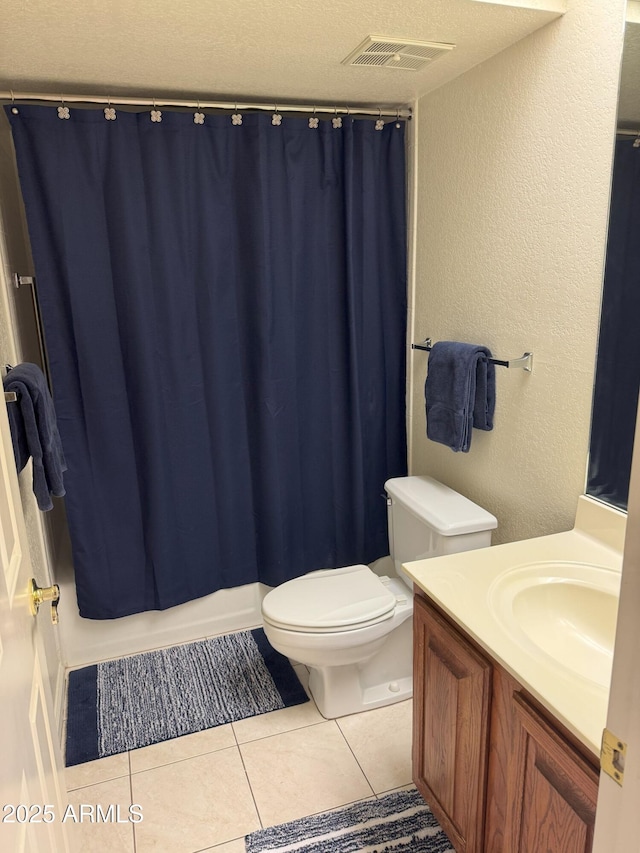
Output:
[
  {"xmin": 261, "ymin": 476, "xmax": 497, "ymax": 719},
  {"xmin": 262, "ymin": 564, "xmax": 413, "ymax": 718}
]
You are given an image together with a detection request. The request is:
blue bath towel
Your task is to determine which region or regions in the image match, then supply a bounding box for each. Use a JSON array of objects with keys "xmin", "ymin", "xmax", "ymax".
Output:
[
  {"xmin": 3, "ymin": 363, "xmax": 67, "ymax": 510},
  {"xmin": 425, "ymin": 341, "xmax": 496, "ymax": 452}
]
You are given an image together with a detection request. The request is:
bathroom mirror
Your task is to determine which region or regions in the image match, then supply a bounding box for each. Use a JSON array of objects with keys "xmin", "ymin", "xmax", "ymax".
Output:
[{"xmin": 586, "ymin": 10, "xmax": 640, "ymax": 512}]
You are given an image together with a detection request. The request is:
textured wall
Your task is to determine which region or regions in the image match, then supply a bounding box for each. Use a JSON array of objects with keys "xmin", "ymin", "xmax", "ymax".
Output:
[{"xmin": 410, "ymin": 0, "xmax": 627, "ymax": 545}]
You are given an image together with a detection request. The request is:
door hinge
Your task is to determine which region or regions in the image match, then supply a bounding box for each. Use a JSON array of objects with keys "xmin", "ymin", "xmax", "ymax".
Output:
[{"xmin": 601, "ymin": 728, "xmax": 627, "ymax": 786}]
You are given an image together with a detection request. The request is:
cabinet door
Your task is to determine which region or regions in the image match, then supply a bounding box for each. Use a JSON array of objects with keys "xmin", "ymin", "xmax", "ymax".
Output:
[
  {"xmin": 413, "ymin": 595, "xmax": 492, "ymax": 853},
  {"xmin": 504, "ymin": 692, "xmax": 598, "ymax": 853}
]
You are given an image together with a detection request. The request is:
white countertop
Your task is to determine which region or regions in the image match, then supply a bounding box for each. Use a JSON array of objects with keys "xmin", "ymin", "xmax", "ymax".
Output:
[{"xmin": 403, "ymin": 496, "xmax": 626, "ymax": 756}]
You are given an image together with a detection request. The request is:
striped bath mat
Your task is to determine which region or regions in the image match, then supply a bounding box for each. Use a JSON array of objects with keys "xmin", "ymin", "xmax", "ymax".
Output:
[
  {"xmin": 65, "ymin": 628, "xmax": 308, "ymax": 766},
  {"xmin": 245, "ymin": 788, "xmax": 455, "ymax": 853}
]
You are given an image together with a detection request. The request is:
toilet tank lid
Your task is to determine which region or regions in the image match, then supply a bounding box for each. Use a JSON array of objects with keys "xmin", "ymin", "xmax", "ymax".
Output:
[{"xmin": 384, "ymin": 476, "xmax": 497, "ymax": 536}]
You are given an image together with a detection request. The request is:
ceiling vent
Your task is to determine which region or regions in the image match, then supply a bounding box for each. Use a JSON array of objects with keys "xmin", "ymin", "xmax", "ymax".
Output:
[{"xmin": 342, "ymin": 36, "xmax": 455, "ymax": 71}]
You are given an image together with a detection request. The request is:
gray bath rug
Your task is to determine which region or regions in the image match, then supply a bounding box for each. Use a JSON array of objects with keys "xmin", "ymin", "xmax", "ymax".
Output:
[
  {"xmin": 245, "ymin": 788, "xmax": 455, "ymax": 852},
  {"xmin": 65, "ymin": 628, "xmax": 308, "ymax": 766}
]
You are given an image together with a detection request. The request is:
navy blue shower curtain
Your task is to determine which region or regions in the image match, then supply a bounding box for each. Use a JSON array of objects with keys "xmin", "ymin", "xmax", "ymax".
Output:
[
  {"xmin": 7, "ymin": 105, "xmax": 407, "ymax": 619},
  {"xmin": 587, "ymin": 137, "xmax": 640, "ymax": 510}
]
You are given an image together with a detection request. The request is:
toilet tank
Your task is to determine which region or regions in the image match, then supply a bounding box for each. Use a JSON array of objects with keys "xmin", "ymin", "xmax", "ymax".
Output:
[{"xmin": 385, "ymin": 476, "xmax": 497, "ymax": 588}]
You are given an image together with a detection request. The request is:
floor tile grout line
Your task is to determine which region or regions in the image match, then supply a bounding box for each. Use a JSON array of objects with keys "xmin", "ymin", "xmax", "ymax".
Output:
[
  {"xmin": 192, "ymin": 839, "xmax": 245, "ymax": 853},
  {"xmin": 64, "ymin": 650, "xmax": 316, "ymax": 789},
  {"xmin": 65, "ymin": 771, "xmax": 130, "ymax": 793},
  {"xmin": 378, "ymin": 784, "xmax": 417, "ymax": 797},
  {"xmin": 236, "ymin": 738, "xmax": 264, "ymax": 833},
  {"xmin": 129, "ymin": 740, "xmax": 238, "ymax": 776},
  {"xmin": 128, "ymin": 752, "xmax": 138, "ymax": 853},
  {"xmin": 63, "ymin": 645, "xmax": 413, "ymax": 850},
  {"xmin": 237, "ymin": 718, "xmax": 381, "ymax": 832},
  {"xmin": 66, "ymin": 711, "xmax": 327, "ymax": 788},
  {"xmin": 65, "ymin": 707, "xmax": 411, "ymax": 850},
  {"xmin": 66, "ymin": 703, "xmax": 410, "ymax": 788},
  {"xmin": 233, "ymin": 716, "xmax": 327, "ymax": 747},
  {"xmin": 67, "ymin": 677, "xmax": 320, "ymax": 781},
  {"xmin": 334, "ymin": 718, "xmax": 377, "ymax": 799},
  {"xmin": 246, "ymin": 784, "xmax": 422, "ymax": 845},
  {"xmin": 257, "ymin": 793, "xmax": 379, "ymax": 834}
]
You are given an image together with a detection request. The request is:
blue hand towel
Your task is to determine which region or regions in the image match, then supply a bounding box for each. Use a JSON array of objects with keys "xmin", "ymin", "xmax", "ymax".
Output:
[
  {"xmin": 2, "ymin": 363, "xmax": 67, "ymax": 511},
  {"xmin": 425, "ymin": 341, "xmax": 496, "ymax": 452}
]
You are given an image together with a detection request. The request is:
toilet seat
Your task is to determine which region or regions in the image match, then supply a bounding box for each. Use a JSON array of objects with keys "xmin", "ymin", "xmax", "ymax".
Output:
[{"xmin": 261, "ymin": 565, "xmax": 398, "ymax": 634}]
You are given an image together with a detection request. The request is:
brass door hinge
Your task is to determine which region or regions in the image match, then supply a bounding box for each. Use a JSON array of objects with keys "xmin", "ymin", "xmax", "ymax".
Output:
[{"xmin": 601, "ymin": 728, "xmax": 627, "ymax": 786}]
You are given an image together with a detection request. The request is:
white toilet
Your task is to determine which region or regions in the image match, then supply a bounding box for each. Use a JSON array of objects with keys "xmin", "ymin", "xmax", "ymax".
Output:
[{"xmin": 261, "ymin": 475, "xmax": 497, "ymax": 718}]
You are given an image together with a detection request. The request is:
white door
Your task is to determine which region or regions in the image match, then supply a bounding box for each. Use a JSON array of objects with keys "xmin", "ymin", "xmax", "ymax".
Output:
[
  {"xmin": 0, "ymin": 394, "xmax": 70, "ymax": 852},
  {"xmin": 593, "ymin": 407, "xmax": 640, "ymax": 850}
]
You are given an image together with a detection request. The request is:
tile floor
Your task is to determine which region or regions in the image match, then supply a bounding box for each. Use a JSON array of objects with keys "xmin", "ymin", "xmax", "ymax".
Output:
[{"xmin": 63, "ymin": 665, "xmax": 414, "ymax": 853}]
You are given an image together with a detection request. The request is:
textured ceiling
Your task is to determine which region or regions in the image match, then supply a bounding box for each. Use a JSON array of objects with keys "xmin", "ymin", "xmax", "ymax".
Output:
[{"xmin": 0, "ymin": 0, "xmax": 563, "ymax": 108}]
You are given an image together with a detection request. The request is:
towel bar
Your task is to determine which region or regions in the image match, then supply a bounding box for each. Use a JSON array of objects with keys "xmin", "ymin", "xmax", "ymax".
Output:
[
  {"xmin": 412, "ymin": 338, "xmax": 533, "ymax": 372},
  {"xmin": 14, "ymin": 273, "xmax": 53, "ymax": 392},
  {"xmin": 4, "ymin": 391, "xmax": 17, "ymax": 402}
]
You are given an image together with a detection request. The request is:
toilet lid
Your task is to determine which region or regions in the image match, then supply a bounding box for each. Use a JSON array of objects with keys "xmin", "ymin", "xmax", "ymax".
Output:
[{"xmin": 262, "ymin": 565, "xmax": 397, "ymax": 632}]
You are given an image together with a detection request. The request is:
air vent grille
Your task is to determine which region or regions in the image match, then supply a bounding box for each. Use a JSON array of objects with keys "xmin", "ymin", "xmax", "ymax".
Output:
[
  {"xmin": 393, "ymin": 55, "xmax": 428, "ymax": 71},
  {"xmin": 352, "ymin": 54, "xmax": 391, "ymax": 67},
  {"xmin": 406, "ymin": 44, "xmax": 450, "ymax": 60},
  {"xmin": 342, "ymin": 36, "xmax": 455, "ymax": 72},
  {"xmin": 368, "ymin": 41, "xmax": 407, "ymax": 53}
]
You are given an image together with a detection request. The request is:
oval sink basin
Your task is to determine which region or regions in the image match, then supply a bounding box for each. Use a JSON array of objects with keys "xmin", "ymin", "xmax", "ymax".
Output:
[{"xmin": 489, "ymin": 562, "xmax": 621, "ymax": 688}]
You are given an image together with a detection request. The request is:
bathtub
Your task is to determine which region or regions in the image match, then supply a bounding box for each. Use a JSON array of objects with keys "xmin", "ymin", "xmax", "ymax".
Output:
[{"xmin": 55, "ymin": 539, "xmax": 267, "ymax": 668}]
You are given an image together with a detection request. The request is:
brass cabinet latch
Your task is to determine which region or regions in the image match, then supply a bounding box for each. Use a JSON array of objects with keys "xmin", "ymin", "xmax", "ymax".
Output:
[
  {"xmin": 601, "ymin": 728, "xmax": 627, "ymax": 786},
  {"xmin": 28, "ymin": 578, "xmax": 60, "ymax": 624}
]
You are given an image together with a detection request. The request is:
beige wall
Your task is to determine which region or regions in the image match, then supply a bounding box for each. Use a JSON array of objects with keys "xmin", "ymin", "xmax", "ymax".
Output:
[{"xmin": 409, "ymin": 0, "xmax": 627, "ymax": 545}]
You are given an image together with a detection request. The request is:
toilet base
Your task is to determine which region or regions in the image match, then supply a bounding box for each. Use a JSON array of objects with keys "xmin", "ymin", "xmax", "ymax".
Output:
[
  {"xmin": 306, "ymin": 617, "xmax": 413, "ymax": 718},
  {"xmin": 309, "ymin": 668, "xmax": 413, "ymax": 718}
]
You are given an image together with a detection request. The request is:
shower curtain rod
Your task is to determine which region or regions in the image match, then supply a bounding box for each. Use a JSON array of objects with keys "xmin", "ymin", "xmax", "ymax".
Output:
[{"xmin": 0, "ymin": 91, "xmax": 412, "ymax": 120}]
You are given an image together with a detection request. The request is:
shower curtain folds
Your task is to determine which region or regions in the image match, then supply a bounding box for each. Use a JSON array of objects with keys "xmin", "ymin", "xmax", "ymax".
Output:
[{"xmin": 6, "ymin": 106, "xmax": 407, "ymax": 619}]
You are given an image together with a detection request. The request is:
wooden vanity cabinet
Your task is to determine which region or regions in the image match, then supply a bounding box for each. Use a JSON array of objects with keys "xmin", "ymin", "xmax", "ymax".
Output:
[
  {"xmin": 502, "ymin": 691, "xmax": 599, "ymax": 853},
  {"xmin": 413, "ymin": 594, "xmax": 492, "ymax": 852},
  {"xmin": 413, "ymin": 592, "xmax": 600, "ymax": 853}
]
